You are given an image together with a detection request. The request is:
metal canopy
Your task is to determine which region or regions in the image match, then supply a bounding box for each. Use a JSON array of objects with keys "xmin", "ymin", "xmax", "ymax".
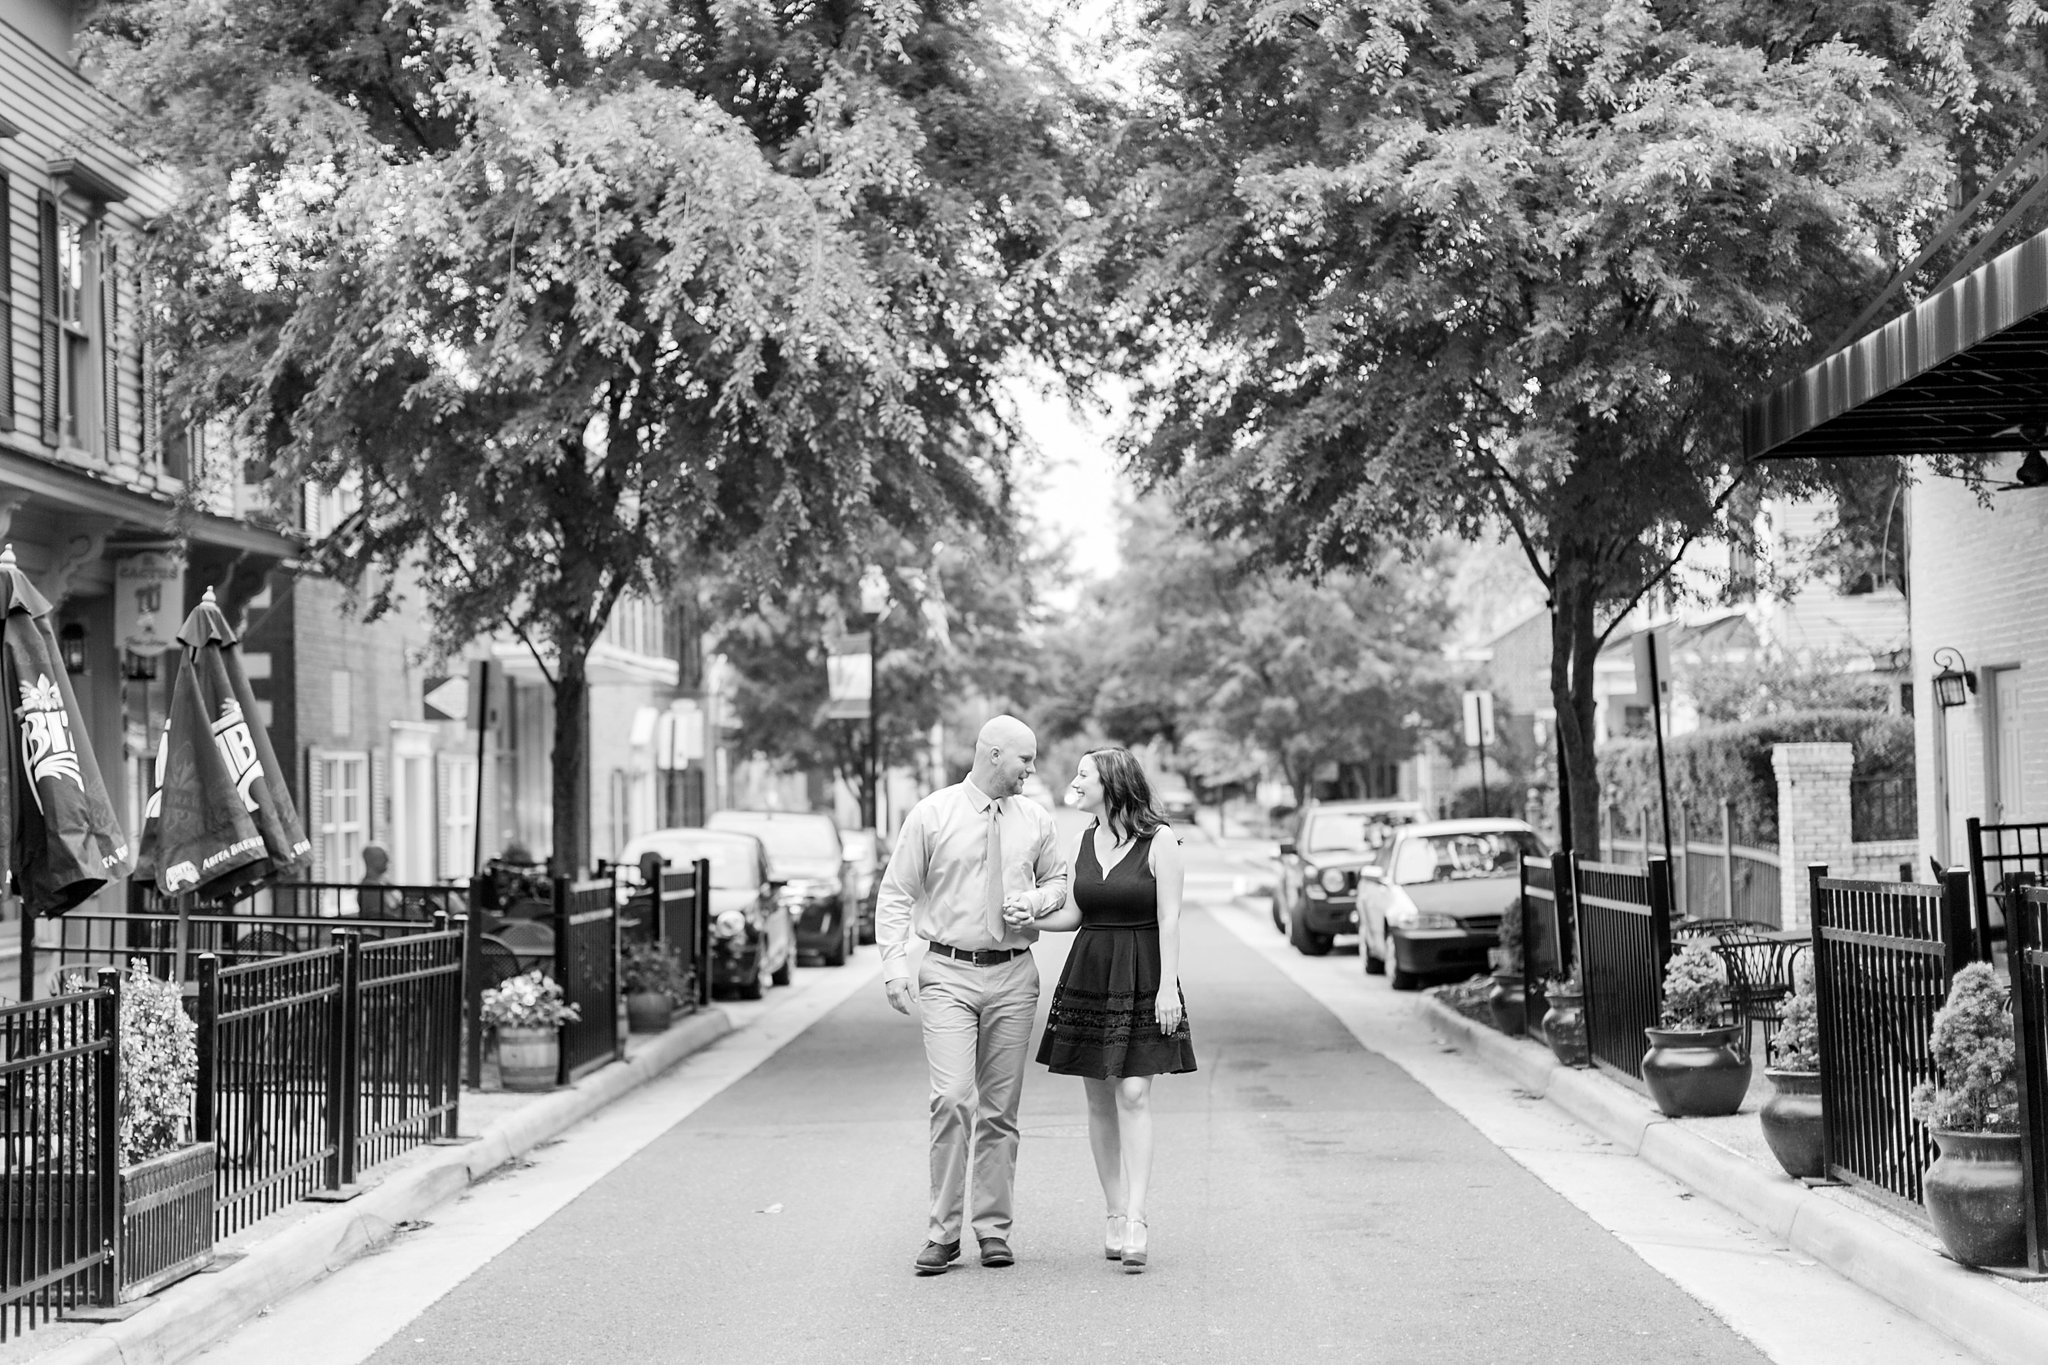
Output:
[{"xmin": 1745, "ymin": 222, "xmax": 2048, "ymax": 461}]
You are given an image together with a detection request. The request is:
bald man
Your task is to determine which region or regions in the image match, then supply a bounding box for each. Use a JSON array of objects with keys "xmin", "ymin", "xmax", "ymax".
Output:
[{"xmin": 876, "ymin": 715, "xmax": 1069, "ymax": 1274}]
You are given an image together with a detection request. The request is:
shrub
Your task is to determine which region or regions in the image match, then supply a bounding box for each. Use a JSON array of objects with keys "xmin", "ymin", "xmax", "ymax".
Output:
[
  {"xmin": 480, "ymin": 970, "xmax": 582, "ymax": 1030},
  {"xmin": 1771, "ymin": 957, "xmax": 1821, "ymax": 1072},
  {"xmin": 1910, "ymin": 964, "xmax": 2018, "ymax": 1133},
  {"xmin": 1660, "ymin": 941, "xmax": 1729, "ymax": 1030},
  {"xmin": 622, "ymin": 940, "xmax": 688, "ymax": 1002},
  {"xmin": 113, "ymin": 960, "xmax": 197, "ymax": 1165}
]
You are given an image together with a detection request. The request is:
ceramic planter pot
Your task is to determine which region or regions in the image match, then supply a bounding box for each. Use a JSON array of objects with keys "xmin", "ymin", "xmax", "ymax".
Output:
[
  {"xmin": 497, "ymin": 1025, "xmax": 559, "ymax": 1092},
  {"xmin": 625, "ymin": 991, "xmax": 674, "ymax": 1034},
  {"xmin": 1542, "ymin": 991, "xmax": 1589, "ymax": 1068},
  {"xmin": 1924, "ymin": 1130, "xmax": 2028, "ymax": 1268},
  {"xmin": 1487, "ymin": 972, "xmax": 1527, "ymax": 1037},
  {"xmin": 1759, "ymin": 1069, "xmax": 1825, "ymax": 1179},
  {"xmin": 1641, "ymin": 1026, "xmax": 1751, "ymax": 1118}
]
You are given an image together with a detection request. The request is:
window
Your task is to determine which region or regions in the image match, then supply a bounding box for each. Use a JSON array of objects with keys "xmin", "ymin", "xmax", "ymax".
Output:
[
  {"xmin": 56, "ymin": 216, "xmax": 88, "ymax": 446},
  {"xmin": 437, "ymin": 753, "xmax": 478, "ymax": 881},
  {"xmin": 309, "ymin": 749, "xmax": 370, "ymax": 881}
]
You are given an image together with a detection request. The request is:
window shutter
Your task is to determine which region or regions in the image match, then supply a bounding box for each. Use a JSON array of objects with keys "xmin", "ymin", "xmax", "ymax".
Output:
[
  {"xmin": 0, "ymin": 175, "xmax": 13, "ymax": 432},
  {"xmin": 369, "ymin": 746, "xmax": 387, "ymax": 847},
  {"xmin": 139, "ymin": 266, "xmax": 158, "ymax": 464},
  {"xmin": 434, "ymin": 752, "xmax": 452, "ymax": 881},
  {"xmin": 99, "ymin": 233, "xmax": 118, "ymax": 457},
  {"xmin": 36, "ymin": 193, "xmax": 58, "ymax": 445},
  {"xmin": 305, "ymin": 750, "xmax": 329, "ymax": 880}
]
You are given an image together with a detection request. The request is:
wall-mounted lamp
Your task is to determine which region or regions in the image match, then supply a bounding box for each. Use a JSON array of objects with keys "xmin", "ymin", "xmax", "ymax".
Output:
[
  {"xmin": 1932, "ymin": 647, "xmax": 1978, "ymax": 710},
  {"xmin": 122, "ymin": 650, "xmax": 158, "ymax": 682},
  {"xmin": 58, "ymin": 622, "xmax": 87, "ymax": 675}
]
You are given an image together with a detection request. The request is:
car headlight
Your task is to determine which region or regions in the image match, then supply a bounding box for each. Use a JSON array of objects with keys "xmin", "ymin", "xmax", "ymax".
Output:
[
  {"xmin": 714, "ymin": 909, "xmax": 747, "ymax": 937},
  {"xmin": 1386, "ymin": 901, "xmax": 1458, "ymax": 931},
  {"xmin": 1318, "ymin": 868, "xmax": 1349, "ymax": 894}
]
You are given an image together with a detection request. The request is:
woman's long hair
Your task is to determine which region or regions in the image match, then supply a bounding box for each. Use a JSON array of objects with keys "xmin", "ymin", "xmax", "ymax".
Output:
[{"xmin": 1087, "ymin": 747, "xmax": 1166, "ymax": 843}]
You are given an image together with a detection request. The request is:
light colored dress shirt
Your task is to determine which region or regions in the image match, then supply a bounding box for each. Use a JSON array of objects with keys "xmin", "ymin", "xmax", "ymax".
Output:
[{"xmin": 875, "ymin": 777, "xmax": 1069, "ymax": 983}]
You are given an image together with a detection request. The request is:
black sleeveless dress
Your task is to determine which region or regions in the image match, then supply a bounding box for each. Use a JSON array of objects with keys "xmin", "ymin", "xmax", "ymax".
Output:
[{"xmin": 1036, "ymin": 828, "xmax": 1197, "ymax": 1080}]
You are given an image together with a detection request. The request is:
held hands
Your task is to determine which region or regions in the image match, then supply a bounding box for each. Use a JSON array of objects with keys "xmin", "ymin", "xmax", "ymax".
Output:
[
  {"xmin": 885, "ymin": 978, "xmax": 915, "ymax": 1016},
  {"xmin": 1001, "ymin": 893, "xmax": 1037, "ymax": 931},
  {"xmin": 1154, "ymin": 989, "xmax": 1184, "ymax": 1035}
]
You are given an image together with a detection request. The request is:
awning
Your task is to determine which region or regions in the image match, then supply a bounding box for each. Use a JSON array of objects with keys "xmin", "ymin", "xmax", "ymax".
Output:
[{"xmin": 1745, "ymin": 223, "xmax": 2048, "ymax": 461}]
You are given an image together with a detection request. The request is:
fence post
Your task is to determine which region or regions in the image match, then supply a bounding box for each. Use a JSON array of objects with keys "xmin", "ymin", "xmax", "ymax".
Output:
[
  {"xmin": 1721, "ymin": 799, "xmax": 1736, "ymax": 921},
  {"xmin": 323, "ymin": 931, "xmax": 361, "ymax": 1192},
  {"xmin": 1647, "ymin": 856, "xmax": 1675, "ymax": 979},
  {"xmin": 650, "ymin": 857, "xmax": 669, "ymax": 948},
  {"xmin": 1940, "ymin": 869, "xmax": 1976, "ymax": 979},
  {"xmin": 553, "ymin": 877, "xmax": 572, "ymax": 1089},
  {"xmin": 92, "ymin": 966, "xmax": 123, "ymax": 1306},
  {"xmin": 694, "ymin": 858, "xmax": 712, "ymax": 1008},
  {"xmin": 463, "ymin": 880, "xmax": 485, "ymax": 1090},
  {"xmin": 1965, "ymin": 817, "xmax": 1994, "ymax": 964},
  {"xmin": 444, "ymin": 916, "xmax": 466, "ymax": 1140},
  {"xmin": 1806, "ymin": 864, "xmax": 1833, "ymax": 1178},
  {"xmin": 1674, "ymin": 804, "xmax": 1689, "ymax": 921},
  {"xmin": 194, "ymin": 954, "xmax": 219, "ymax": 1146},
  {"xmin": 1549, "ymin": 850, "xmax": 1575, "ymax": 980},
  {"xmin": 611, "ymin": 867, "xmax": 626, "ymax": 1058},
  {"xmin": 2007, "ymin": 885, "xmax": 2048, "ymax": 1272}
]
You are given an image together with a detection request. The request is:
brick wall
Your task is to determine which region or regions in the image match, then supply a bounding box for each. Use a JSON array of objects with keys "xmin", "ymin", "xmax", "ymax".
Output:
[{"xmin": 1775, "ymin": 742, "xmax": 1856, "ymax": 929}]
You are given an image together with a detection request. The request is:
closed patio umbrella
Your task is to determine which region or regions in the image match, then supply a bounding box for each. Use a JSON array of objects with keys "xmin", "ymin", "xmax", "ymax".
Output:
[
  {"xmin": 0, "ymin": 546, "xmax": 132, "ymax": 915},
  {"xmin": 137, "ymin": 586, "xmax": 309, "ymax": 897}
]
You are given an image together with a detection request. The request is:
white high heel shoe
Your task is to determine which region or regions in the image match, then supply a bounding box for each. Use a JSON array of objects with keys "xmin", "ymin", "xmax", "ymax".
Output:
[
  {"xmin": 1121, "ymin": 1218, "xmax": 1148, "ymax": 1272},
  {"xmin": 1104, "ymin": 1213, "xmax": 1126, "ymax": 1260}
]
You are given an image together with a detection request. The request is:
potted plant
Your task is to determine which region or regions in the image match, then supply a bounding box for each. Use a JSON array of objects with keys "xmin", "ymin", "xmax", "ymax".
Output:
[
  {"xmin": 1540, "ymin": 964, "xmax": 1589, "ymax": 1068},
  {"xmin": 622, "ymin": 940, "xmax": 688, "ymax": 1033},
  {"xmin": 1759, "ymin": 957, "xmax": 1824, "ymax": 1179},
  {"xmin": 1486, "ymin": 904, "xmax": 1527, "ymax": 1037},
  {"xmin": 1911, "ymin": 963, "xmax": 2026, "ymax": 1268},
  {"xmin": 113, "ymin": 959, "xmax": 218, "ymax": 1297},
  {"xmin": 481, "ymin": 970, "xmax": 582, "ymax": 1091},
  {"xmin": 1641, "ymin": 940, "xmax": 1751, "ymax": 1118}
]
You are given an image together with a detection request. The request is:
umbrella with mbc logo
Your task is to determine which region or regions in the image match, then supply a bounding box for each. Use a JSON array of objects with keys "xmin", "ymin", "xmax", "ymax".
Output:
[
  {"xmin": 137, "ymin": 586, "xmax": 311, "ymax": 897},
  {"xmin": 0, "ymin": 546, "xmax": 132, "ymax": 914}
]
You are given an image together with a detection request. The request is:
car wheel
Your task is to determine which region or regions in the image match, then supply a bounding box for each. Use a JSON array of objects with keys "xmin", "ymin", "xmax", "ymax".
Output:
[
  {"xmin": 1288, "ymin": 905, "xmax": 1333, "ymax": 957},
  {"xmin": 823, "ymin": 913, "xmax": 850, "ymax": 967},
  {"xmin": 1387, "ymin": 938, "xmax": 1419, "ymax": 991},
  {"xmin": 737, "ymin": 949, "xmax": 767, "ymax": 1001},
  {"xmin": 771, "ymin": 947, "xmax": 794, "ymax": 986},
  {"xmin": 1271, "ymin": 894, "xmax": 1286, "ymax": 934}
]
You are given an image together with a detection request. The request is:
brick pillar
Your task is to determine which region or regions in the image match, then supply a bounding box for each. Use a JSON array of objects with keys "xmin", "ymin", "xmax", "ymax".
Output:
[{"xmin": 1774, "ymin": 742, "xmax": 1855, "ymax": 930}]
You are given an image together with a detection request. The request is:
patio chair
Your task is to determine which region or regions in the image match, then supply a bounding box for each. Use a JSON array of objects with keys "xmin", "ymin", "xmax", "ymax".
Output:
[
  {"xmin": 477, "ymin": 935, "xmax": 526, "ymax": 990},
  {"xmin": 1711, "ymin": 936, "xmax": 1808, "ymax": 1063},
  {"xmin": 493, "ymin": 918, "xmax": 554, "ymax": 966}
]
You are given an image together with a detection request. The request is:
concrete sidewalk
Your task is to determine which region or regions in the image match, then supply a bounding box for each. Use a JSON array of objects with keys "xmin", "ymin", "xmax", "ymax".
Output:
[
  {"xmin": 1420, "ymin": 995, "xmax": 2048, "ymax": 1365},
  {"xmin": 10, "ymin": 1009, "xmax": 734, "ymax": 1365}
]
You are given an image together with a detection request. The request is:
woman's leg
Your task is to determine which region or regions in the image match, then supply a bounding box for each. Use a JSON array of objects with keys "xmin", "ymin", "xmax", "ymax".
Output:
[
  {"xmin": 1116, "ymin": 1076, "xmax": 1155, "ymax": 1222},
  {"xmin": 1083, "ymin": 1076, "xmax": 1126, "ymax": 1215}
]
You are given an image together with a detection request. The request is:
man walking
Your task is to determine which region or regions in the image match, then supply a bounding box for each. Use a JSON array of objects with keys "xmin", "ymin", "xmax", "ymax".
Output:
[{"xmin": 877, "ymin": 715, "xmax": 1068, "ymax": 1274}]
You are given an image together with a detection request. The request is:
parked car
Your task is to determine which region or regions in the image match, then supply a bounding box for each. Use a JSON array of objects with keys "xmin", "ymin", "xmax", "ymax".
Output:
[
  {"xmin": 1274, "ymin": 800, "xmax": 1427, "ymax": 954},
  {"xmin": 839, "ymin": 827, "xmax": 886, "ymax": 945},
  {"xmin": 1153, "ymin": 773, "xmax": 1198, "ymax": 825},
  {"xmin": 709, "ymin": 810, "xmax": 858, "ymax": 966},
  {"xmin": 1356, "ymin": 818, "xmax": 1546, "ymax": 990},
  {"xmin": 616, "ymin": 828, "xmax": 795, "ymax": 1000}
]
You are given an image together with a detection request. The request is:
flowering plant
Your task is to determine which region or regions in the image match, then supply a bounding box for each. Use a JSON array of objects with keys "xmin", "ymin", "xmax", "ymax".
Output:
[
  {"xmin": 1489, "ymin": 905, "xmax": 1524, "ymax": 974},
  {"xmin": 56, "ymin": 961, "xmax": 197, "ymax": 1164},
  {"xmin": 1659, "ymin": 941, "xmax": 1729, "ymax": 1030},
  {"xmin": 621, "ymin": 941, "xmax": 688, "ymax": 1002},
  {"xmin": 1544, "ymin": 964, "xmax": 1582, "ymax": 997},
  {"xmin": 1771, "ymin": 957, "xmax": 1821, "ymax": 1072},
  {"xmin": 480, "ymin": 970, "xmax": 581, "ymax": 1030},
  {"xmin": 1910, "ymin": 964, "xmax": 2018, "ymax": 1133}
]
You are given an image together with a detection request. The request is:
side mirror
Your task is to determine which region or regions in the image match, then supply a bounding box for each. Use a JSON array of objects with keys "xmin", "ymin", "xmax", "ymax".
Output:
[{"xmin": 1278, "ymin": 841, "xmax": 1298, "ymax": 857}]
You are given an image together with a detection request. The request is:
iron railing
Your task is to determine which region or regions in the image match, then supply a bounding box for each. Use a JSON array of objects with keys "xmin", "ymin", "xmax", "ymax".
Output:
[
  {"xmin": 1966, "ymin": 818, "xmax": 2048, "ymax": 961},
  {"xmin": 2010, "ymin": 886, "xmax": 2048, "ymax": 1273},
  {"xmin": 629, "ymin": 860, "xmax": 711, "ymax": 1010},
  {"xmin": 554, "ymin": 877, "xmax": 622, "ymax": 1085},
  {"xmin": 1850, "ymin": 775, "xmax": 1918, "ymax": 843},
  {"xmin": 1807, "ymin": 867, "xmax": 1972, "ymax": 1215},
  {"xmin": 355, "ymin": 923, "xmax": 463, "ymax": 1171},
  {"xmin": 118, "ymin": 1142, "xmax": 218, "ymax": 1300},
  {"xmin": 1517, "ymin": 853, "xmax": 1573, "ymax": 1040},
  {"xmin": 1572, "ymin": 856, "xmax": 1674, "ymax": 1086},
  {"xmin": 0, "ymin": 980, "xmax": 115, "ymax": 1340}
]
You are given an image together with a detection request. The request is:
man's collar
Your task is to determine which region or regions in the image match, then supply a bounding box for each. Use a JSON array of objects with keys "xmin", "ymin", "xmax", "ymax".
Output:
[{"xmin": 963, "ymin": 776, "xmax": 998, "ymax": 811}]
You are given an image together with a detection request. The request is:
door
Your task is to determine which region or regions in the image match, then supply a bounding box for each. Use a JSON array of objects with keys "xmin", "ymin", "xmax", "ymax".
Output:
[
  {"xmin": 388, "ymin": 725, "xmax": 437, "ymax": 884},
  {"xmin": 1991, "ymin": 667, "xmax": 2025, "ymax": 824},
  {"xmin": 1944, "ymin": 703, "xmax": 1973, "ymax": 863}
]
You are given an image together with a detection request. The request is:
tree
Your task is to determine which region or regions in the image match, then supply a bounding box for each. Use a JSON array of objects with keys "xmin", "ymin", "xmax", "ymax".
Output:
[
  {"xmin": 1093, "ymin": 0, "xmax": 2039, "ymax": 850},
  {"xmin": 92, "ymin": 0, "xmax": 1096, "ymax": 871}
]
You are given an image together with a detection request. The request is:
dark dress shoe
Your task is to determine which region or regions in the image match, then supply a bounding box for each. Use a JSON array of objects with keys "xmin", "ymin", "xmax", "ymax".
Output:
[
  {"xmin": 979, "ymin": 1237, "xmax": 1015, "ymax": 1268},
  {"xmin": 914, "ymin": 1240, "xmax": 961, "ymax": 1275}
]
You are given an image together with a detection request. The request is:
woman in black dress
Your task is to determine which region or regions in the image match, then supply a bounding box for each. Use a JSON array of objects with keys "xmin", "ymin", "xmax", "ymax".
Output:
[{"xmin": 1027, "ymin": 747, "xmax": 1195, "ymax": 1272}]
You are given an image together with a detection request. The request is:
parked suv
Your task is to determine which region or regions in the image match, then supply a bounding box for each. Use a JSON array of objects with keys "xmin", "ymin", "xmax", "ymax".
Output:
[
  {"xmin": 1274, "ymin": 800, "xmax": 1425, "ymax": 955},
  {"xmin": 709, "ymin": 810, "xmax": 858, "ymax": 966}
]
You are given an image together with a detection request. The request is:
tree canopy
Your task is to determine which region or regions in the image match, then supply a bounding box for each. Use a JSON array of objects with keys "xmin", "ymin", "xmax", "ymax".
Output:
[{"xmin": 93, "ymin": 0, "xmax": 1100, "ymax": 867}]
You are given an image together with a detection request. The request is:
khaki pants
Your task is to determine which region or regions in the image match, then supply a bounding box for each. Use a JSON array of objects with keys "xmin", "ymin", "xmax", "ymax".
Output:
[{"xmin": 916, "ymin": 949, "xmax": 1040, "ymax": 1244}]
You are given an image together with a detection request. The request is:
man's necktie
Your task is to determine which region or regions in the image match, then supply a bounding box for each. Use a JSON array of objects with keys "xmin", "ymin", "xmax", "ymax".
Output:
[{"xmin": 986, "ymin": 798, "xmax": 1007, "ymax": 943}]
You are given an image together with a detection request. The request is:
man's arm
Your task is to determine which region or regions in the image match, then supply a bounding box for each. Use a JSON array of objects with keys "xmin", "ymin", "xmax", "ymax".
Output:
[
  {"xmin": 1025, "ymin": 813, "xmax": 1069, "ymax": 918},
  {"xmin": 874, "ymin": 805, "xmax": 929, "ymax": 985}
]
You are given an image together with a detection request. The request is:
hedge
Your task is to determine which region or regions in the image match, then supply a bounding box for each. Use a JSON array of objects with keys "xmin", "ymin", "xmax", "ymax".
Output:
[{"xmin": 1602, "ymin": 709, "xmax": 1913, "ymax": 847}]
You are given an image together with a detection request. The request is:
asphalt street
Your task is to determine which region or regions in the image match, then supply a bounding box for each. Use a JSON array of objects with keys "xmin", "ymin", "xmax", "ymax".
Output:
[{"xmin": 191, "ymin": 829, "xmax": 1978, "ymax": 1365}]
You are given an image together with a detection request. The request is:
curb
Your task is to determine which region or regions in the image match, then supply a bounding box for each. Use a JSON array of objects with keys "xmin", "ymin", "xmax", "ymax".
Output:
[
  {"xmin": 31, "ymin": 1008, "xmax": 734, "ymax": 1365},
  {"xmin": 1416, "ymin": 996, "xmax": 2048, "ymax": 1365}
]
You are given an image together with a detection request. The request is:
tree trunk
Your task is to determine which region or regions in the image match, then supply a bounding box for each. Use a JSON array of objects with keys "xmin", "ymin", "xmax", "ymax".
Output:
[
  {"xmin": 550, "ymin": 647, "xmax": 590, "ymax": 879},
  {"xmin": 1549, "ymin": 562, "xmax": 1604, "ymax": 856}
]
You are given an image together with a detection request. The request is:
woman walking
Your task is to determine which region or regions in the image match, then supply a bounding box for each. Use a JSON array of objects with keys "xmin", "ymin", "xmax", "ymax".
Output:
[{"xmin": 1025, "ymin": 747, "xmax": 1196, "ymax": 1271}]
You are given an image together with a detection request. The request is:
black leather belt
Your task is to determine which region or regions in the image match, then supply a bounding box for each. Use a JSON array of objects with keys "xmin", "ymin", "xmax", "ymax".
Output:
[{"xmin": 928, "ymin": 942, "xmax": 1030, "ymax": 966}]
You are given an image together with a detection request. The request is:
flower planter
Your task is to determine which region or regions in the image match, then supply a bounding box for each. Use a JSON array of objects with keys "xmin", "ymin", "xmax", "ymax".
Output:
[
  {"xmin": 1641, "ymin": 1026, "xmax": 1751, "ymax": 1118},
  {"xmin": 1542, "ymin": 991, "xmax": 1589, "ymax": 1068},
  {"xmin": 625, "ymin": 991, "xmax": 674, "ymax": 1034},
  {"xmin": 1486, "ymin": 972, "xmax": 1526, "ymax": 1037},
  {"xmin": 1924, "ymin": 1130, "xmax": 2028, "ymax": 1268},
  {"xmin": 119, "ymin": 1142, "xmax": 218, "ymax": 1300},
  {"xmin": 496, "ymin": 1026, "xmax": 560, "ymax": 1092},
  {"xmin": 1759, "ymin": 1069, "xmax": 1824, "ymax": 1180}
]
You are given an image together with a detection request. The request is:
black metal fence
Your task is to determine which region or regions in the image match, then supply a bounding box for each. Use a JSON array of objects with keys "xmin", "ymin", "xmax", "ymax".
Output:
[
  {"xmin": 2011, "ymin": 886, "xmax": 2048, "ymax": 1272},
  {"xmin": 1965, "ymin": 818, "xmax": 2048, "ymax": 961},
  {"xmin": 1850, "ymin": 775, "xmax": 1918, "ymax": 843},
  {"xmin": 355, "ymin": 924, "xmax": 463, "ymax": 1171},
  {"xmin": 1807, "ymin": 867, "xmax": 1972, "ymax": 1214},
  {"xmin": 1517, "ymin": 854, "xmax": 1572, "ymax": 1038},
  {"xmin": 0, "ymin": 983, "xmax": 115, "ymax": 1340},
  {"xmin": 554, "ymin": 877, "xmax": 622, "ymax": 1085},
  {"xmin": 631, "ymin": 861, "xmax": 712, "ymax": 1011},
  {"xmin": 1572, "ymin": 856, "xmax": 1673, "ymax": 1086}
]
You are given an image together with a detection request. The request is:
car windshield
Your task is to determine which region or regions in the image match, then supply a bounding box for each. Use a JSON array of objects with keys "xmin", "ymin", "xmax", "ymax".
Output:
[
  {"xmin": 631, "ymin": 839, "xmax": 759, "ymax": 889},
  {"xmin": 1389, "ymin": 831, "xmax": 1544, "ymax": 885},
  {"xmin": 1304, "ymin": 813, "xmax": 1400, "ymax": 853},
  {"xmin": 713, "ymin": 814, "xmax": 841, "ymax": 862}
]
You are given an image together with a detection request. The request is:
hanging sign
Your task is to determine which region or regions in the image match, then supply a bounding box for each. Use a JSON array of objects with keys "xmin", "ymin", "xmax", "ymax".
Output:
[{"xmin": 114, "ymin": 552, "xmax": 185, "ymax": 658}]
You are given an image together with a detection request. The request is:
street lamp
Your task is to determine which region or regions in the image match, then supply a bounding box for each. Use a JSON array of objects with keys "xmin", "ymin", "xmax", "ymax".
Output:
[
  {"xmin": 1931, "ymin": 648, "xmax": 1978, "ymax": 710},
  {"xmin": 58, "ymin": 622, "xmax": 87, "ymax": 675},
  {"xmin": 859, "ymin": 568, "xmax": 890, "ymax": 832}
]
